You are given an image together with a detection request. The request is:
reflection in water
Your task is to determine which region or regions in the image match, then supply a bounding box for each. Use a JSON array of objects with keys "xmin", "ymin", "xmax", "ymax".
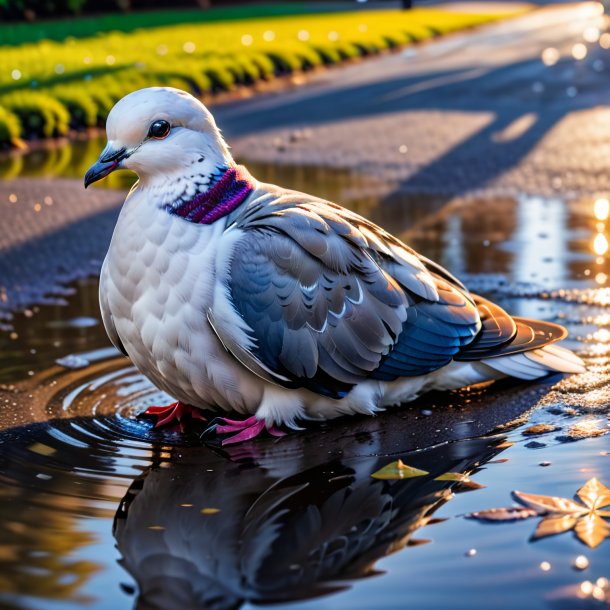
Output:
[
  {"xmin": 593, "ymin": 197, "xmax": 610, "ymax": 286},
  {"xmin": 594, "ymin": 198, "xmax": 609, "ymax": 221},
  {"xmin": 0, "ymin": 137, "xmax": 391, "ymax": 221},
  {"xmin": 594, "ymin": 232, "xmax": 608, "ymax": 256},
  {"xmin": 113, "ymin": 434, "xmax": 505, "ymax": 610},
  {"xmin": 514, "ymin": 196, "xmax": 566, "ymax": 286},
  {"xmin": 0, "ymin": 418, "xmax": 153, "ymax": 609}
]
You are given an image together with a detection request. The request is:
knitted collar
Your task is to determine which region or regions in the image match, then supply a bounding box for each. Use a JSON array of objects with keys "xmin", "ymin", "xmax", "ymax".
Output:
[{"xmin": 169, "ymin": 164, "xmax": 255, "ymax": 225}]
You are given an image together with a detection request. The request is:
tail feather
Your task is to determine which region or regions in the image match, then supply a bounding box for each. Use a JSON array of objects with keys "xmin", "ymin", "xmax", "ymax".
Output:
[{"xmin": 481, "ymin": 343, "xmax": 585, "ymax": 381}]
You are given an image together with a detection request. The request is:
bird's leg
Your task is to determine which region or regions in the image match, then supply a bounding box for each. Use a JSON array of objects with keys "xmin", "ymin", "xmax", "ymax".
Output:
[
  {"xmin": 141, "ymin": 401, "xmax": 207, "ymax": 429},
  {"xmin": 209, "ymin": 415, "xmax": 286, "ymax": 445}
]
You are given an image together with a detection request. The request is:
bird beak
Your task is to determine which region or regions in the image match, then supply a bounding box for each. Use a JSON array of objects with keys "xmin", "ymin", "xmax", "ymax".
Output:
[{"xmin": 84, "ymin": 144, "xmax": 129, "ymax": 188}]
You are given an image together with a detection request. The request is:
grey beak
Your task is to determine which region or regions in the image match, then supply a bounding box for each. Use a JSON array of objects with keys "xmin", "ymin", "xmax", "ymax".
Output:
[{"xmin": 84, "ymin": 144, "xmax": 128, "ymax": 188}]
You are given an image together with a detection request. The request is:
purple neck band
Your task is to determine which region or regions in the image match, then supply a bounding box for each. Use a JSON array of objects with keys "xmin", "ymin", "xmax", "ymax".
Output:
[{"xmin": 170, "ymin": 165, "xmax": 255, "ymax": 224}]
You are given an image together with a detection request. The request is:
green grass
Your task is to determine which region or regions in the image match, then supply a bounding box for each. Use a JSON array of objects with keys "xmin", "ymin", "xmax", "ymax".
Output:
[
  {"xmin": 0, "ymin": 4, "xmax": 354, "ymax": 46},
  {"xmin": 0, "ymin": 6, "xmax": 522, "ymax": 148}
]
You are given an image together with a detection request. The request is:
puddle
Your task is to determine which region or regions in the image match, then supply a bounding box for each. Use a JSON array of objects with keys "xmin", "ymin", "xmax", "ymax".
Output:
[{"xmin": 1, "ymin": 139, "xmax": 610, "ymax": 610}]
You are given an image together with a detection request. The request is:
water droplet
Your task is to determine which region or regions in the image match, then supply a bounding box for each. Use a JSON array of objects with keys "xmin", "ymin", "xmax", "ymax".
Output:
[
  {"xmin": 573, "ymin": 555, "xmax": 589, "ymax": 570},
  {"xmin": 241, "ymin": 34, "xmax": 253, "ymax": 46}
]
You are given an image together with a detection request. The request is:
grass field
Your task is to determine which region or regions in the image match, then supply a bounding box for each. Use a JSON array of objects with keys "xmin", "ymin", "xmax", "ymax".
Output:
[{"xmin": 0, "ymin": 6, "xmax": 522, "ymax": 148}]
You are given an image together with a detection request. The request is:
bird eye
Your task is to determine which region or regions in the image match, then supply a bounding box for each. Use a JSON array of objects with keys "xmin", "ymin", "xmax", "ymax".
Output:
[{"xmin": 148, "ymin": 119, "xmax": 171, "ymax": 139}]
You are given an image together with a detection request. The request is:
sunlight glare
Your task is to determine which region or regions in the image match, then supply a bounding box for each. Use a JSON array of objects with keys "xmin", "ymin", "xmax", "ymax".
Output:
[
  {"xmin": 593, "ymin": 232, "xmax": 608, "ymax": 256},
  {"xmin": 572, "ymin": 43, "xmax": 588, "ymax": 60},
  {"xmin": 542, "ymin": 47, "xmax": 560, "ymax": 66},
  {"xmin": 594, "ymin": 198, "xmax": 609, "ymax": 220}
]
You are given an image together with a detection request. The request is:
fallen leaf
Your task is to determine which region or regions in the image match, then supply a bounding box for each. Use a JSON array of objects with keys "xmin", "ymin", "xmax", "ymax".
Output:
[
  {"xmin": 435, "ymin": 472, "xmax": 468, "ymax": 481},
  {"xmin": 512, "ymin": 490, "xmax": 586, "ymax": 515},
  {"xmin": 574, "ymin": 513, "xmax": 610, "ymax": 548},
  {"xmin": 371, "ymin": 460, "xmax": 428, "ymax": 480},
  {"xmin": 469, "ymin": 478, "xmax": 610, "ymax": 548},
  {"xmin": 532, "ymin": 514, "xmax": 579, "ymax": 540},
  {"xmin": 576, "ymin": 477, "xmax": 610, "ymax": 512},
  {"xmin": 27, "ymin": 442, "xmax": 56, "ymax": 457}
]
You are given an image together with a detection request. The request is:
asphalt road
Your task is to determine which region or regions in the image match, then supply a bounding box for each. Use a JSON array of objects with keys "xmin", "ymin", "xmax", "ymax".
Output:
[{"xmin": 218, "ymin": 3, "xmax": 610, "ymax": 198}]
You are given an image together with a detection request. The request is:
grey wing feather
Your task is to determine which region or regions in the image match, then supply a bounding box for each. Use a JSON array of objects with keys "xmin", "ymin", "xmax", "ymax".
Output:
[{"xmin": 212, "ymin": 186, "xmax": 481, "ymax": 398}]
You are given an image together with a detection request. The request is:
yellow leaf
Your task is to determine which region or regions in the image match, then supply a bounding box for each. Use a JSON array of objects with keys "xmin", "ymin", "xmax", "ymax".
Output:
[
  {"xmin": 435, "ymin": 472, "xmax": 468, "ymax": 481},
  {"xmin": 513, "ymin": 490, "xmax": 586, "ymax": 515},
  {"xmin": 576, "ymin": 478, "xmax": 610, "ymax": 511},
  {"xmin": 371, "ymin": 460, "xmax": 428, "ymax": 480},
  {"xmin": 532, "ymin": 514, "xmax": 579, "ymax": 540},
  {"xmin": 574, "ymin": 513, "xmax": 610, "ymax": 549}
]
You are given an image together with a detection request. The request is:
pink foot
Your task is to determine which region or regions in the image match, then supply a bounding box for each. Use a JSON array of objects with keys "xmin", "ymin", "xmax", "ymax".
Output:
[
  {"xmin": 141, "ymin": 401, "xmax": 206, "ymax": 429},
  {"xmin": 215, "ymin": 415, "xmax": 286, "ymax": 445}
]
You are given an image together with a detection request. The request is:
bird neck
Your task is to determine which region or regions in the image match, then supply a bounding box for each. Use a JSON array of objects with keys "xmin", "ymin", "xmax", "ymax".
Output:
[{"xmin": 167, "ymin": 164, "xmax": 255, "ymax": 225}]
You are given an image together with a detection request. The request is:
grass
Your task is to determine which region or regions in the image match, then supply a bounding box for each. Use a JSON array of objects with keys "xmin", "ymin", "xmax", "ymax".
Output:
[{"xmin": 0, "ymin": 6, "xmax": 522, "ymax": 148}]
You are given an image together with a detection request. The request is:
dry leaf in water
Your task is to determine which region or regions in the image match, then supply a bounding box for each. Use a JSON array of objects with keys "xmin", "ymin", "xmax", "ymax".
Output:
[
  {"xmin": 468, "ymin": 478, "xmax": 610, "ymax": 548},
  {"xmin": 371, "ymin": 460, "xmax": 428, "ymax": 480}
]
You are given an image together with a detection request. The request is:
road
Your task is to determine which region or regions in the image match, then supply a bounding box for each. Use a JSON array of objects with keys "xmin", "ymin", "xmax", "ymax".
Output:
[{"xmin": 216, "ymin": 2, "xmax": 610, "ymax": 199}]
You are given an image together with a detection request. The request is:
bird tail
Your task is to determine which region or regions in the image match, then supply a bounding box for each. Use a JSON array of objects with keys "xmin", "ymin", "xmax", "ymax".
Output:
[
  {"xmin": 453, "ymin": 299, "xmax": 586, "ymax": 382},
  {"xmin": 479, "ymin": 342, "xmax": 585, "ymax": 380}
]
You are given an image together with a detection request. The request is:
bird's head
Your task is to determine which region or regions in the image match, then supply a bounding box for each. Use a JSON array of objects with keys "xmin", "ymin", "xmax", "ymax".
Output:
[{"xmin": 84, "ymin": 87, "xmax": 232, "ymax": 188}]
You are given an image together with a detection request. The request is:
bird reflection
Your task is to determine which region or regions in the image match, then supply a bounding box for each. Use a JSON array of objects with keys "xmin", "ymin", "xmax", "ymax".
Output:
[{"xmin": 113, "ymin": 423, "xmax": 508, "ymax": 610}]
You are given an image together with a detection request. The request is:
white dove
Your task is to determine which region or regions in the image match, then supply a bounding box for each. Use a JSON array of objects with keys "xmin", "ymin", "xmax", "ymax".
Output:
[{"xmin": 85, "ymin": 87, "xmax": 585, "ymax": 444}]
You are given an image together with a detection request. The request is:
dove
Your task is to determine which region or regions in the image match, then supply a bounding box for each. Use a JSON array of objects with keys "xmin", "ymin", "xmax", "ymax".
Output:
[{"xmin": 85, "ymin": 87, "xmax": 585, "ymax": 444}]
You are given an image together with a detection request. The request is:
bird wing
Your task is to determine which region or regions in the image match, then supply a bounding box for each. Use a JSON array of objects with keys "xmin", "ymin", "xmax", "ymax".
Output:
[{"xmin": 208, "ymin": 187, "xmax": 481, "ymax": 398}]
